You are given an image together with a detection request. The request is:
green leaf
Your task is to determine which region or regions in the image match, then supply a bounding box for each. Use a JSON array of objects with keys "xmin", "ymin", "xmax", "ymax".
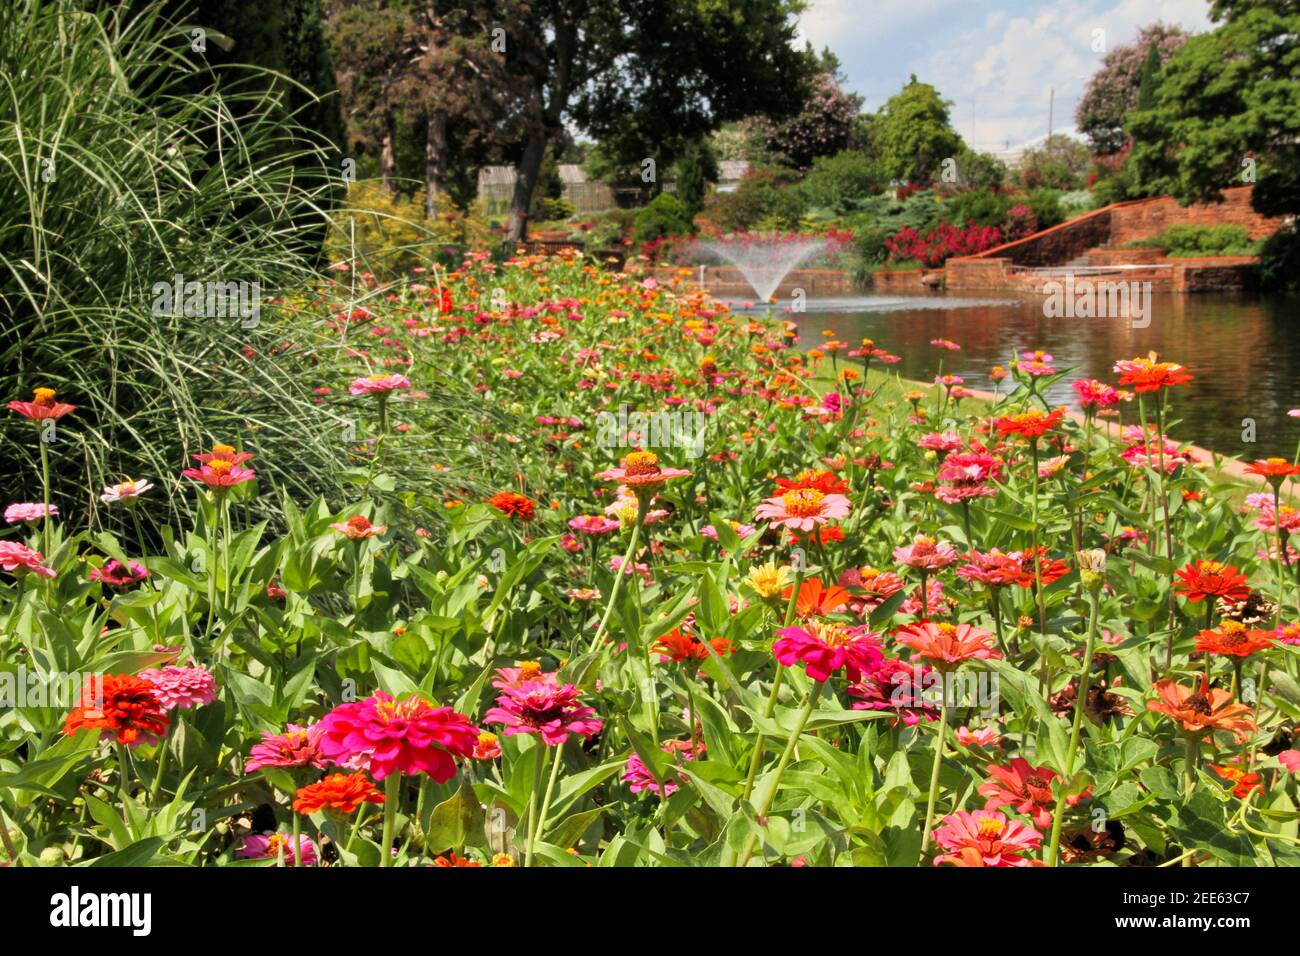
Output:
[{"xmin": 424, "ymin": 776, "xmax": 485, "ymax": 854}]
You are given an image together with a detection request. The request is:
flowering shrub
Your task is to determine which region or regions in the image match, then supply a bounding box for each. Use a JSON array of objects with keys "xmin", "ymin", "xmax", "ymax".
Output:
[{"xmin": 885, "ymin": 220, "xmax": 1004, "ymax": 267}]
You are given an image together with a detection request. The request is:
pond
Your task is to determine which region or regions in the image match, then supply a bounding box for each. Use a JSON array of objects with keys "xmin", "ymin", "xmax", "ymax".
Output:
[{"xmin": 770, "ymin": 292, "xmax": 1300, "ymax": 459}]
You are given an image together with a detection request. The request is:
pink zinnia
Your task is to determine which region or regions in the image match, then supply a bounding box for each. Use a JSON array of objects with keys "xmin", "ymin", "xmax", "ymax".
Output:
[
  {"xmin": 182, "ymin": 460, "xmax": 256, "ymax": 488},
  {"xmin": 88, "ymin": 559, "xmax": 149, "ymax": 589},
  {"xmin": 623, "ymin": 739, "xmax": 699, "ymax": 797},
  {"xmin": 483, "ymin": 673, "xmax": 603, "ymax": 746},
  {"xmin": 955, "ymin": 726, "xmax": 1002, "ymax": 749},
  {"xmin": 1072, "ymin": 378, "xmax": 1118, "ymax": 410},
  {"xmin": 140, "ymin": 665, "xmax": 217, "ymax": 711},
  {"xmin": 0, "ymin": 540, "xmax": 55, "ymax": 578},
  {"xmin": 846, "ymin": 658, "xmax": 938, "ymax": 725},
  {"xmin": 893, "ymin": 535, "xmax": 958, "ymax": 571},
  {"xmin": 932, "ymin": 810, "xmax": 1043, "ymax": 867},
  {"xmin": 349, "ymin": 374, "xmax": 412, "ymax": 396},
  {"xmin": 918, "ymin": 431, "xmax": 962, "ymax": 454},
  {"xmin": 772, "ymin": 622, "xmax": 883, "ymax": 683},
  {"xmin": 956, "ymin": 550, "xmax": 1024, "ymax": 588},
  {"xmin": 895, "ymin": 621, "xmax": 1001, "ymax": 668},
  {"xmin": 246, "ymin": 723, "xmax": 328, "ymax": 772},
  {"xmin": 4, "ymin": 503, "xmax": 56, "ymax": 523},
  {"xmin": 755, "ymin": 488, "xmax": 850, "ymax": 532},
  {"xmin": 330, "ymin": 514, "xmax": 388, "ymax": 538},
  {"xmin": 567, "ymin": 514, "xmax": 621, "ymax": 536},
  {"xmin": 316, "ymin": 691, "xmax": 479, "ymax": 781},
  {"xmin": 237, "ymin": 833, "xmax": 318, "ymax": 867}
]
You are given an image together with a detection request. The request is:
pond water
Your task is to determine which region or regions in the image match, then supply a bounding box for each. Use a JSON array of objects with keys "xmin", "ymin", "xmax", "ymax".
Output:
[{"xmin": 764, "ymin": 292, "xmax": 1300, "ymax": 458}]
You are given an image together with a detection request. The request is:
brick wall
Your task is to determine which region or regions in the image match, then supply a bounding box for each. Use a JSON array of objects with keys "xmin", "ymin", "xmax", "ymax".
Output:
[
  {"xmin": 871, "ymin": 268, "xmax": 944, "ymax": 293},
  {"xmin": 1110, "ymin": 187, "xmax": 1285, "ymax": 245},
  {"xmin": 970, "ymin": 208, "xmax": 1114, "ymax": 267}
]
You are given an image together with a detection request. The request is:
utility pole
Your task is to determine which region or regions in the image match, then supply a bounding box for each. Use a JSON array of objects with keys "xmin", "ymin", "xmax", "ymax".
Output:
[{"xmin": 1047, "ymin": 86, "xmax": 1054, "ymax": 157}]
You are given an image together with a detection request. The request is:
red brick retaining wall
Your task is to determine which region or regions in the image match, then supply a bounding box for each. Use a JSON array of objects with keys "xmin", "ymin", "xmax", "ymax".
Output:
[{"xmin": 1109, "ymin": 187, "xmax": 1284, "ymax": 244}]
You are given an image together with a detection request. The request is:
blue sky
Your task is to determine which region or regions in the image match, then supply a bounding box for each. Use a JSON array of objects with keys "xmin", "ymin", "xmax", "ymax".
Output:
[{"xmin": 797, "ymin": 0, "xmax": 1214, "ymax": 151}]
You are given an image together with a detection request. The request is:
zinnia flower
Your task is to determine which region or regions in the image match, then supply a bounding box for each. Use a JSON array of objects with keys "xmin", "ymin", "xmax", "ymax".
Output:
[
  {"xmin": 349, "ymin": 374, "xmax": 412, "ymax": 396},
  {"xmin": 772, "ymin": 621, "xmax": 883, "ymax": 682},
  {"xmin": 88, "ymin": 559, "xmax": 149, "ymax": 589},
  {"xmin": 623, "ymin": 739, "xmax": 699, "ymax": 798},
  {"xmin": 0, "ymin": 541, "xmax": 55, "ymax": 578},
  {"xmin": 1194, "ymin": 619, "xmax": 1275, "ymax": 658},
  {"xmin": 893, "ymin": 535, "xmax": 958, "ymax": 571},
  {"xmin": 293, "ymin": 772, "xmax": 385, "ymax": 815},
  {"xmin": 932, "ymin": 810, "xmax": 1043, "ymax": 867},
  {"xmin": 486, "ymin": 492, "xmax": 536, "ymax": 521},
  {"xmin": 1113, "ymin": 355, "xmax": 1193, "ymax": 393},
  {"xmin": 7, "ymin": 387, "xmax": 75, "ymax": 420},
  {"xmin": 1071, "ymin": 378, "xmax": 1118, "ymax": 410},
  {"xmin": 894, "ymin": 621, "xmax": 1001, "ymax": 670},
  {"xmin": 4, "ymin": 503, "xmax": 56, "ymax": 523},
  {"xmin": 64, "ymin": 673, "xmax": 169, "ymax": 748},
  {"xmin": 316, "ymin": 691, "xmax": 480, "ymax": 781},
  {"xmin": 100, "ymin": 479, "xmax": 154, "ymax": 505},
  {"xmin": 182, "ymin": 459, "xmax": 256, "ymax": 488},
  {"xmin": 246, "ymin": 723, "xmax": 328, "ymax": 771},
  {"xmin": 783, "ymin": 577, "xmax": 850, "ymax": 617},
  {"xmin": 1146, "ymin": 676, "xmax": 1256, "ymax": 742},
  {"xmin": 1174, "ymin": 560, "xmax": 1251, "ymax": 603},
  {"xmin": 330, "ymin": 514, "xmax": 388, "ymax": 538},
  {"xmin": 237, "ymin": 833, "xmax": 317, "ymax": 866},
  {"xmin": 1244, "ymin": 457, "xmax": 1300, "ymax": 486},
  {"xmin": 651, "ymin": 627, "xmax": 733, "ymax": 663},
  {"xmin": 483, "ymin": 671, "xmax": 603, "ymax": 746},
  {"xmin": 140, "ymin": 665, "xmax": 217, "ymax": 711},
  {"xmin": 1210, "ymin": 764, "xmax": 1263, "ymax": 799},
  {"xmin": 568, "ymin": 514, "xmax": 620, "ymax": 536},
  {"xmin": 979, "ymin": 758, "xmax": 1087, "ymax": 830},
  {"xmin": 744, "ymin": 559, "xmax": 792, "ymax": 599},
  {"xmin": 755, "ymin": 487, "xmax": 850, "ymax": 532},
  {"xmin": 994, "ymin": 408, "xmax": 1066, "ymax": 439},
  {"xmin": 594, "ymin": 450, "xmax": 691, "ymax": 492}
]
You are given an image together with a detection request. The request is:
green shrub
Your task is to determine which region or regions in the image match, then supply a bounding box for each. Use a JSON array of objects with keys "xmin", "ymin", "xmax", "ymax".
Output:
[
  {"xmin": 1258, "ymin": 228, "xmax": 1300, "ymax": 290},
  {"xmin": 798, "ymin": 150, "xmax": 880, "ymax": 215},
  {"xmin": 1129, "ymin": 224, "xmax": 1257, "ymax": 257},
  {"xmin": 942, "ymin": 189, "xmax": 1012, "ymax": 228},
  {"xmin": 633, "ymin": 193, "xmax": 694, "ymax": 244},
  {"xmin": 1024, "ymin": 188, "xmax": 1066, "ymax": 229}
]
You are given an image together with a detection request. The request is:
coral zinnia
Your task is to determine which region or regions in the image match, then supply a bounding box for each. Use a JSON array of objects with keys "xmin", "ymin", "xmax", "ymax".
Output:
[
  {"xmin": 893, "ymin": 535, "xmax": 958, "ymax": 571},
  {"xmin": 773, "ymin": 469, "xmax": 849, "ymax": 495},
  {"xmin": 1195, "ymin": 620, "xmax": 1275, "ymax": 658},
  {"xmin": 330, "ymin": 514, "xmax": 388, "ymax": 538},
  {"xmin": 316, "ymin": 691, "xmax": 480, "ymax": 781},
  {"xmin": 772, "ymin": 621, "xmax": 883, "ymax": 683},
  {"xmin": 979, "ymin": 757, "xmax": 1087, "ymax": 830},
  {"xmin": 486, "ymin": 491, "xmax": 536, "ymax": 521},
  {"xmin": 64, "ymin": 673, "xmax": 170, "ymax": 748},
  {"xmin": 1210, "ymin": 764, "xmax": 1263, "ymax": 799},
  {"xmin": 7, "ymin": 387, "xmax": 75, "ymax": 420},
  {"xmin": 595, "ymin": 450, "xmax": 691, "ymax": 491},
  {"xmin": 349, "ymin": 373, "xmax": 412, "ymax": 396},
  {"xmin": 932, "ymin": 809, "xmax": 1044, "ymax": 867},
  {"xmin": 1244, "ymin": 457, "xmax": 1300, "ymax": 486},
  {"xmin": 246, "ymin": 723, "xmax": 328, "ymax": 772},
  {"xmin": 783, "ymin": 577, "xmax": 851, "ymax": 617},
  {"xmin": 293, "ymin": 771, "xmax": 385, "ymax": 815},
  {"xmin": 182, "ymin": 459, "xmax": 256, "ymax": 488},
  {"xmin": 755, "ymin": 487, "xmax": 850, "ymax": 531},
  {"xmin": 894, "ymin": 621, "xmax": 1001, "ymax": 670},
  {"xmin": 1146, "ymin": 677, "xmax": 1256, "ymax": 742},
  {"xmin": 1174, "ymin": 560, "xmax": 1251, "ymax": 603},
  {"xmin": 0, "ymin": 541, "xmax": 55, "ymax": 578},
  {"xmin": 1113, "ymin": 355, "xmax": 1193, "ymax": 393}
]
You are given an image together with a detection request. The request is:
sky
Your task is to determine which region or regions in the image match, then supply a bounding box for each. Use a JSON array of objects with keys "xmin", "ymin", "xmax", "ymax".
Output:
[{"xmin": 796, "ymin": 0, "xmax": 1214, "ymax": 152}]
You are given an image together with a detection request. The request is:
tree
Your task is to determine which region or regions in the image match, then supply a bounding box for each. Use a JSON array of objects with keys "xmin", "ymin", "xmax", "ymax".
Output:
[
  {"xmin": 873, "ymin": 76, "xmax": 963, "ymax": 185},
  {"xmin": 495, "ymin": 0, "xmax": 815, "ymax": 240},
  {"xmin": 672, "ymin": 140, "xmax": 719, "ymax": 216},
  {"xmin": 1074, "ymin": 23, "xmax": 1188, "ymax": 155},
  {"xmin": 759, "ymin": 70, "xmax": 861, "ymax": 171},
  {"xmin": 1017, "ymin": 135, "xmax": 1092, "ymax": 190},
  {"xmin": 1128, "ymin": 1, "xmax": 1300, "ymax": 219}
]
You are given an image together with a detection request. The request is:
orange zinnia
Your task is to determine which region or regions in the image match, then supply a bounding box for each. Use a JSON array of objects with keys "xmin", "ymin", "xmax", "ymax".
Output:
[
  {"xmin": 292, "ymin": 771, "xmax": 385, "ymax": 815},
  {"xmin": 773, "ymin": 469, "xmax": 849, "ymax": 495},
  {"xmin": 486, "ymin": 491, "xmax": 536, "ymax": 521},
  {"xmin": 993, "ymin": 408, "xmax": 1065, "ymax": 439},
  {"xmin": 1195, "ymin": 621, "xmax": 1274, "ymax": 658},
  {"xmin": 63, "ymin": 673, "xmax": 169, "ymax": 748},
  {"xmin": 1146, "ymin": 677, "xmax": 1256, "ymax": 742},
  {"xmin": 1244, "ymin": 458, "xmax": 1300, "ymax": 486},
  {"xmin": 782, "ymin": 577, "xmax": 850, "ymax": 617},
  {"xmin": 651, "ymin": 628, "xmax": 733, "ymax": 663},
  {"xmin": 1112, "ymin": 355, "xmax": 1193, "ymax": 393}
]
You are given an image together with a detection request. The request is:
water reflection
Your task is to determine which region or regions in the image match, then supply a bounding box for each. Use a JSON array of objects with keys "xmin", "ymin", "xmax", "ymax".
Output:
[{"xmin": 769, "ymin": 292, "xmax": 1300, "ymax": 457}]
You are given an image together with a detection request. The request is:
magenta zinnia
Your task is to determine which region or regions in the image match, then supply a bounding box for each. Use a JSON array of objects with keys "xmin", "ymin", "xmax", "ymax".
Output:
[
  {"xmin": 482, "ymin": 668, "xmax": 603, "ymax": 746},
  {"xmin": 316, "ymin": 691, "xmax": 479, "ymax": 781}
]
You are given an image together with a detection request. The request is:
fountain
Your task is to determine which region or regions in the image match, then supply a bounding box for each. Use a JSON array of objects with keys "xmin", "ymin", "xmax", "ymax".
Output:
[{"xmin": 695, "ymin": 236, "xmax": 829, "ymax": 302}]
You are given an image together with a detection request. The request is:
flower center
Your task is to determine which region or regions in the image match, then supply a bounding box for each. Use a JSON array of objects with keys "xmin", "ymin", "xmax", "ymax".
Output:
[
  {"xmin": 208, "ymin": 460, "xmax": 233, "ymax": 475},
  {"xmin": 977, "ymin": 816, "xmax": 1003, "ymax": 839},
  {"xmin": 33, "ymin": 387, "xmax": 55, "ymax": 405},
  {"xmin": 781, "ymin": 488, "xmax": 826, "ymax": 517},
  {"xmin": 810, "ymin": 620, "xmax": 853, "ymax": 648},
  {"xmin": 622, "ymin": 451, "xmax": 661, "ymax": 476},
  {"xmin": 346, "ymin": 515, "xmax": 371, "ymax": 531},
  {"xmin": 518, "ymin": 661, "xmax": 542, "ymax": 681},
  {"xmin": 1185, "ymin": 692, "xmax": 1212, "ymax": 715}
]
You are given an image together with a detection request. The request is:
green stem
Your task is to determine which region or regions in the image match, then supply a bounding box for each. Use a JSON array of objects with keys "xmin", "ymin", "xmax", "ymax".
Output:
[
  {"xmin": 523, "ymin": 746, "xmax": 550, "ymax": 868},
  {"xmin": 918, "ymin": 695, "xmax": 951, "ymax": 863},
  {"xmin": 736, "ymin": 680, "xmax": 823, "ymax": 867},
  {"xmin": 586, "ymin": 496, "xmax": 648, "ymax": 654},
  {"xmin": 527, "ymin": 742, "xmax": 565, "ymax": 867},
  {"xmin": 1046, "ymin": 588, "xmax": 1100, "ymax": 866},
  {"xmin": 380, "ymin": 773, "xmax": 401, "ymax": 866}
]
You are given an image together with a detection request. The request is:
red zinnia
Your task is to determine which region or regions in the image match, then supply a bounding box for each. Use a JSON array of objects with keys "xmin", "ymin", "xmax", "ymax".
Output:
[
  {"xmin": 63, "ymin": 673, "xmax": 170, "ymax": 748},
  {"xmin": 1174, "ymin": 560, "xmax": 1251, "ymax": 603},
  {"xmin": 1195, "ymin": 621, "xmax": 1275, "ymax": 658},
  {"xmin": 8, "ymin": 387, "xmax": 76, "ymax": 421},
  {"xmin": 486, "ymin": 492, "xmax": 536, "ymax": 521},
  {"xmin": 651, "ymin": 627, "xmax": 733, "ymax": 663},
  {"xmin": 994, "ymin": 408, "xmax": 1065, "ymax": 439},
  {"xmin": 1113, "ymin": 355, "xmax": 1193, "ymax": 393}
]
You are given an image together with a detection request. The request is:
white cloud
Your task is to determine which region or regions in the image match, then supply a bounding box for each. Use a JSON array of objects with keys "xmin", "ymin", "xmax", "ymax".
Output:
[{"xmin": 797, "ymin": 0, "xmax": 1215, "ymax": 151}]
